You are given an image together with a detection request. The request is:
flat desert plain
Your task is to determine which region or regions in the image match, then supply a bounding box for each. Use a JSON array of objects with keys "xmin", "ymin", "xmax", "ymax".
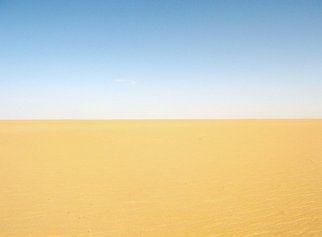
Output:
[{"xmin": 1, "ymin": 120, "xmax": 322, "ymax": 237}]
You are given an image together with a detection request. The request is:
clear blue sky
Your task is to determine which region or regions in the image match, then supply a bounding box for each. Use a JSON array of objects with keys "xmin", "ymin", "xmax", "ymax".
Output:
[{"xmin": 0, "ymin": 0, "xmax": 321, "ymax": 119}]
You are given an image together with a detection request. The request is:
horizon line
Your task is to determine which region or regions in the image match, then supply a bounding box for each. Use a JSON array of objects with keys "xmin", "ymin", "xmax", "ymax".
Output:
[{"xmin": 1, "ymin": 118, "xmax": 321, "ymax": 121}]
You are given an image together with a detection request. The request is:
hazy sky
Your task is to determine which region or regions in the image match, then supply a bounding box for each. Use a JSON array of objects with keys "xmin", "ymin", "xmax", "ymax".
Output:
[{"xmin": 0, "ymin": 0, "xmax": 321, "ymax": 119}]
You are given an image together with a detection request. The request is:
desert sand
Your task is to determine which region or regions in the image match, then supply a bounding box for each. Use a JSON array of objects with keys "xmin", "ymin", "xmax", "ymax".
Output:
[{"xmin": 0, "ymin": 120, "xmax": 322, "ymax": 237}]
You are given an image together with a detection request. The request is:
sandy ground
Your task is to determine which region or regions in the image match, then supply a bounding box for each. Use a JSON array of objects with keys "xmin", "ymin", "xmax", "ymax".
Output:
[{"xmin": 0, "ymin": 120, "xmax": 322, "ymax": 237}]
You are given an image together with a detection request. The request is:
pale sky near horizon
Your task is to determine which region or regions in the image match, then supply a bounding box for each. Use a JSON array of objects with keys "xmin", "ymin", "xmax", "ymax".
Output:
[{"xmin": 0, "ymin": 0, "xmax": 321, "ymax": 119}]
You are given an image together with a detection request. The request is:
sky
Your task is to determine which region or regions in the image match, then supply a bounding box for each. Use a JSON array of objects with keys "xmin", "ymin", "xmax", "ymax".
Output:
[{"xmin": 0, "ymin": 0, "xmax": 321, "ymax": 119}]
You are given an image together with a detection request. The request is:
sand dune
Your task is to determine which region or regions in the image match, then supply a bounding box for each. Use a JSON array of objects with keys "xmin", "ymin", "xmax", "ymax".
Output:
[{"xmin": 1, "ymin": 120, "xmax": 322, "ymax": 237}]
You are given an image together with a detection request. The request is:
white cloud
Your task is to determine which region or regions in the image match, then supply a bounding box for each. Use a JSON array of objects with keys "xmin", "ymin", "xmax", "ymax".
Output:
[{"xmin": 114, "ymin": 79, "xmax": 137, "ymax": 86}]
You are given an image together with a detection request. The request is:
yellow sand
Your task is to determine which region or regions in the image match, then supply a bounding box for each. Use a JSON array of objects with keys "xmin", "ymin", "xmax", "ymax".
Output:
[{"xmin": 1, "ymin": 120, "xmax": 322, "ymax": 237}]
